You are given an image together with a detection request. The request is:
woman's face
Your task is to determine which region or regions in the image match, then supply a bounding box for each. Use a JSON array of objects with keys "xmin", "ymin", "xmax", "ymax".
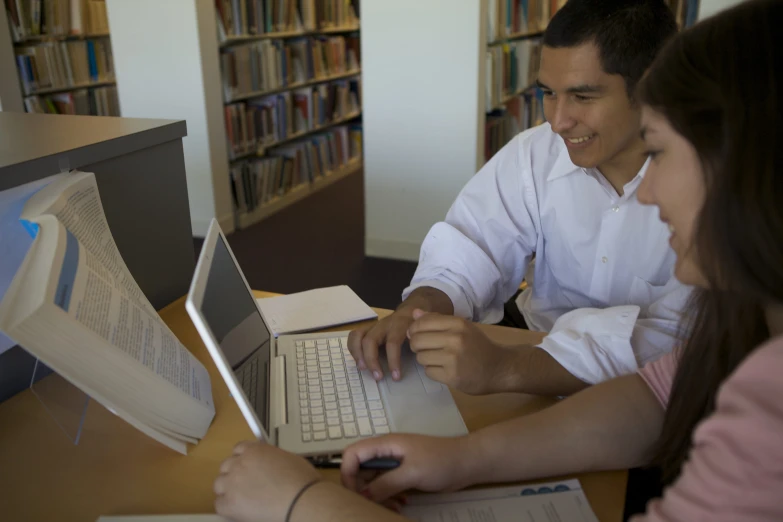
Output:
[{"xmin": 637, "ymin": 107, "xmax": 708, "ymax": 288}]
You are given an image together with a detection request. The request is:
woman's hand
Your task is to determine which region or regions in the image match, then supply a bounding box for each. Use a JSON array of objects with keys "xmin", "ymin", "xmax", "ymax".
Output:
[
  {"xmin": 340, "ymin": 433, "xmax": 477, "ymax": 503},
  {"xmin": 214, "ymin": 440, "xmax": 321, "ymax": 522}
]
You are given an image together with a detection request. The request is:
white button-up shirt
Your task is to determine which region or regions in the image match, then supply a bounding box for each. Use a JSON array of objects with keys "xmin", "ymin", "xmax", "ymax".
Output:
[{"xmin": 403, "ymin": 123, "xmax": 692, "ymax": 384}]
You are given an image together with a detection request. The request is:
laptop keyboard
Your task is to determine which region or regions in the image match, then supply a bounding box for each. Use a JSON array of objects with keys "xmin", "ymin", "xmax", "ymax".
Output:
[
  {"xmin": 296, "ymin": 337, "xmax": 389, "ymax": 443},
  {"xmin": 238, "ymin": 357, "xmax": 259, "ymax": 410}
]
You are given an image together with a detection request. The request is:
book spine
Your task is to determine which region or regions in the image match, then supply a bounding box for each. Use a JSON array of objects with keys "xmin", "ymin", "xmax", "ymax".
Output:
[{"xmin": 86, "ymin": 39, "xmax": 97, "ymax": 81}]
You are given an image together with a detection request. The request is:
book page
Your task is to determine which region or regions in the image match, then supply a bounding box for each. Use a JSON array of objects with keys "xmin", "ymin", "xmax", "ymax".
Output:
[
  {"xmin": 256, "ymin": 285, "xmax": 377, "ymax": 336},
  {"xmin": 402, "ymin": 480, "xmax": 599, "ymax": 522},
  {"xmin": 51, "ymin": 227, "xmax": 213, "ymax": 411},
  {"xmin": 19, "ymin": 171, "xmax": 155, "ymax": 315}
]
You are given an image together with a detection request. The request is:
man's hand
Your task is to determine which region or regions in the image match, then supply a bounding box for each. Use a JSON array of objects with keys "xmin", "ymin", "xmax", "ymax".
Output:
[
  {"xmin": 347, "ymin": 308, "xmax": 415, "ymax": 382},
  {"xmin": 408, "ymin": 310, "xmax": 524, "ymax": 395},
  {"xmin": 348, "ymin": 287, "xmax": 454, "ymax": 382}
]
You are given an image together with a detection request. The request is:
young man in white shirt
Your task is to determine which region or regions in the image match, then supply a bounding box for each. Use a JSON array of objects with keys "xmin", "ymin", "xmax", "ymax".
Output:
[{"xmin": 348, "ymin": 0, "xmax": 692, "ymax": 396}]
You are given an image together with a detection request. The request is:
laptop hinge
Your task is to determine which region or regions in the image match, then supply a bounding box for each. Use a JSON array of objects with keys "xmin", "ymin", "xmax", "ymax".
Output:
[{"xmin": 271, "ymin": 355, "xmax": 288, "ymax": 431}]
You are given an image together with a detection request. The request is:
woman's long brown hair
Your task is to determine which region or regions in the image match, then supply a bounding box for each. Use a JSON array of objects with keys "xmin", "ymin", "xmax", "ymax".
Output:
[{"xmin": 637, "ymin": 0, "xmax": 783, "ymax": 484}]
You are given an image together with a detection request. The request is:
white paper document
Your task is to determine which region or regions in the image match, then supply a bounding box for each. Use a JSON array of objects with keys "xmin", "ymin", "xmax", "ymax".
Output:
[
  {"xmin": 402, "ymin": 479, "xmax": 600, "ymax": 522},
  {"xmin": 94, "ymin": 480, "xmax": 597, "ymax": 522},
  {"xmin": 96, "ymin": 515, "xmax": 229, "ymax": 522},
  {"xmin": 256, "ymin": 285, "xmax": 377, "ymax": 336}
]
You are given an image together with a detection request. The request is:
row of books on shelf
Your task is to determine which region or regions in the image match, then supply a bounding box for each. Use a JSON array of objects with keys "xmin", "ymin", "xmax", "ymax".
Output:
[
  {"xmin": 23, "ymin": 85, "xmax": 119, "ymax": 115},
  {"xmin": 4, "ymin": 0, "xmax": 109, "ymax": 41},
  {"xmin": 230, "ymin": 124, "xmax": 362, "ymax": 214},
  {"xmin": 667, "ymin": 0, "xmax": 699, "ymax": 28},
  {"xmin": 486, "ymin": 90, "xmax": 544, "ymax": 163},
  {"xmin": 486, "ymin": 38, "xmax": 541, "ymax": 112},
  {"xmin": 15, "ymin": 38, "xmax": 114, "ymax": 95},
  {"xmin": 216, "ymin": 0, "xmax": 359, "ymax": 39},
  {"xmin": 486, "ymin": 0, "xmax": 698, "ymax": 45},
  {"xmin": 221, "ymin": 34, "xmax": 359, "ymax": 101},
  {"xmin": 225, "ymin": 77, "xmax": 360, "ymax": 160},
  {"xmin": 487, "ymin": 0, "xmax": 564, "ymax": 43}
]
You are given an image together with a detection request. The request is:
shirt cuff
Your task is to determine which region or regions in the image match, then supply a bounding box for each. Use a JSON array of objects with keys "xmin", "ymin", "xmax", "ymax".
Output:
[
  {"xmin": 536, "ymin": 305, "xmax": 641, "ymax": 384},
  {"xmin": 402, "ymin": 279, "xmax": 473, "ymax": 320}
]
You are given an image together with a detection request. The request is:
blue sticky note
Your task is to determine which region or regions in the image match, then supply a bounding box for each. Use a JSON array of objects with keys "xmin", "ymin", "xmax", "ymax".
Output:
[{"xmin": 20, "ymin": 219, "xmax": 39, "ymax": 238}]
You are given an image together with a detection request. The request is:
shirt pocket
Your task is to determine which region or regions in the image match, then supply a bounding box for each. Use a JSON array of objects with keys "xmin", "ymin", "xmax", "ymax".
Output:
[{"xmin": 627, "ymin": 276, "xmax": 669, "ymax": 308}]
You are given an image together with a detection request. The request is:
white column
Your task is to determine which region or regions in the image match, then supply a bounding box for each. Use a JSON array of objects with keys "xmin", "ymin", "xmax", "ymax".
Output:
[
  {"xmin": 361, "ymin": 0, "xmax": 484, "ymax": 261},
  {"xmin": 698, "ymin": 0, "xmax": 746, "ymax": 20},
  {"xmin": 106, "ymin": 0, "xmax": 234, "ymax": 236},
  {"xmin": 0, "ymin": 6, "xmax": 24, "ymax": 112}
]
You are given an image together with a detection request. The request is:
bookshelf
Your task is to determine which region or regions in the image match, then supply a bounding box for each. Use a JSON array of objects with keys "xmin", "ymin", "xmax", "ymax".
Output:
[
  {"xmin": 226, "ymin": 69, "xmax": 360, "ymax": 104},
  {"xmin": 12, "ymin": 31, "xmax": 109, "ymax": 43},
  {"xmin": 221, "ymin": 24, "xmax": 359, "ymax": 46},
  {"xmin": 107, "ymin": 0, "xmax": 362, "ymax": 237},
  {"xmin": 230, "ymin": 109, "xmax": 361, "ymax": 162},
  {"xmin": 2, "ymin": 0, "xmax": 120, "ymax": 116},
  {"xmin": 217, "ymin": 0, "xmax": 363, "ymax": 230},
  {"xmin": 236, "ymin": 157, "xmax": 360, "ymax": 229},
  {"xmin": 488, "ymin": 29, "xmax": 543, "ymax": 46},
  {"xmin": 479, "ymin": 1, "xmax": 561, "ymax": 167}
]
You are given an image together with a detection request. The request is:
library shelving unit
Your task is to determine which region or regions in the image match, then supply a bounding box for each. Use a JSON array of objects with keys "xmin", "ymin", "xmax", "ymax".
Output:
[
  {"xmin": 106, "ymin": 0, "xmax": 362, "ymax": 237},
  {"xmin": 1, "ymin": 0, "xmax": 119, "ymax": 116},
  {"xmin": 481, "ymin": 1, "xmax": 560, "ymax": 166}
]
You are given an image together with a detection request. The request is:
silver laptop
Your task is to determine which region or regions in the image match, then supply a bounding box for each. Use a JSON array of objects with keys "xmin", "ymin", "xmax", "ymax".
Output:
[{"xmin": 186, "ymin": 219, "xmax": 467, "ymax": 458}]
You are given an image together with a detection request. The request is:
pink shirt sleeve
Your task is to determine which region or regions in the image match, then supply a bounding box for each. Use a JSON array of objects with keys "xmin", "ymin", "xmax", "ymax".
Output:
[
  {"xmin": 638, "ymin": 351, "xmax": 679, "ymax": 408},
  {"xmin": 634, "ymin": 336, "xmax": 783, "ymax": 522}
]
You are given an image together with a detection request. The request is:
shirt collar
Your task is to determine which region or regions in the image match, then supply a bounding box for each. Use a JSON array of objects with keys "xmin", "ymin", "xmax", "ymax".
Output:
[
  {"xmin": 546, "ymin": 140, "xmax": 581, "ymax": 182},
  {"xmin": 546, "ymin": 137, "xmax": 652, "ymax": 185}
]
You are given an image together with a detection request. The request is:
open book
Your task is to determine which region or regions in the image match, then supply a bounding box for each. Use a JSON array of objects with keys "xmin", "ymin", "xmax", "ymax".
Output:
[{"xmin": 0, "ymin": 171, "xmax": 215, "ymax": 454}]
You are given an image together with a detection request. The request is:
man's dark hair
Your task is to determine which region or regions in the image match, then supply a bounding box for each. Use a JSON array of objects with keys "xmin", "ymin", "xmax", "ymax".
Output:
[{"xmin": 543, "ymin": 0, "xmax": 678, "ymax": 97}]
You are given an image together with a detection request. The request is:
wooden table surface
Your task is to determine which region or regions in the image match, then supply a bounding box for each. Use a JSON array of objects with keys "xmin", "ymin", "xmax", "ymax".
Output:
[{"xmin": 0, "ymin": 291, "xmax": 626, "ymax": 521}]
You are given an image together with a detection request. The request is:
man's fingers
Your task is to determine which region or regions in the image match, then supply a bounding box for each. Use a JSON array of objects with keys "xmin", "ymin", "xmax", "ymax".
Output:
[
  {"xmin": 411, "ymin": 308, "xmax": 427, "ymax": 320},
  {"xmin": 414, "ymin": 349, "xmax": 451, "ymax": 368},
  {"xmin": 384, "ymin": 324, "xmax": 409, "ymax": 381},
  {"xmin": 423, "ymin": 365, "xmax": 450, "ymax": 385},
  {"xmin": 409, "ymin": 332, "xmax": 456, "ymax": 353},
  {"xmin": 348, "ymin": 326, "xmax": 371, "ymax": 369},
  {"xmin": 361, "ymin": 334, "xmax": 383, "ymax": 380},
  {"xmin": 408, "ymin": 313, "xmax": 465, "ymax": 336}
]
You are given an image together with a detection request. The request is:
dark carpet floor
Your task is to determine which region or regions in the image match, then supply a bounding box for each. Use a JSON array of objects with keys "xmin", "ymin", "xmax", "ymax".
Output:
[{"xmin": 193, "ymin": 168, "xmax": 417, "ymax": 311}]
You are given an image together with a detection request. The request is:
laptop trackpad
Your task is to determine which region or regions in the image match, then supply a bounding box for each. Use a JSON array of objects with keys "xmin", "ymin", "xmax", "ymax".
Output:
[{"xmin": 381, "ymin": 348, "xmax": 445, "ymax": 396}]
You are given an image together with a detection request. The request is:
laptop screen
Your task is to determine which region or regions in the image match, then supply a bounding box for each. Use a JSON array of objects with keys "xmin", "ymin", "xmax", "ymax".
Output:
[{"xmin": 201, "ymin": 234, "xmax": 271, "ymax": 433}]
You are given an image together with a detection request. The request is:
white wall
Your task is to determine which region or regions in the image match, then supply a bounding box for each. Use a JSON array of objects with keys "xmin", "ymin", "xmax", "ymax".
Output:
[
  {"xmin": 106, "ymin": 0, "xmax": 234, "ymax": 236},
  {"xmin": 362, "ymin": 0, "xmax": 483, "ymax": 261},
  {"xmin": 0, "ymin": 6, "xmax": 23, "ymax": 112},
  {"xmin": 698, "ymin": 0, "xmax": 746, "ymax": 20}
]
